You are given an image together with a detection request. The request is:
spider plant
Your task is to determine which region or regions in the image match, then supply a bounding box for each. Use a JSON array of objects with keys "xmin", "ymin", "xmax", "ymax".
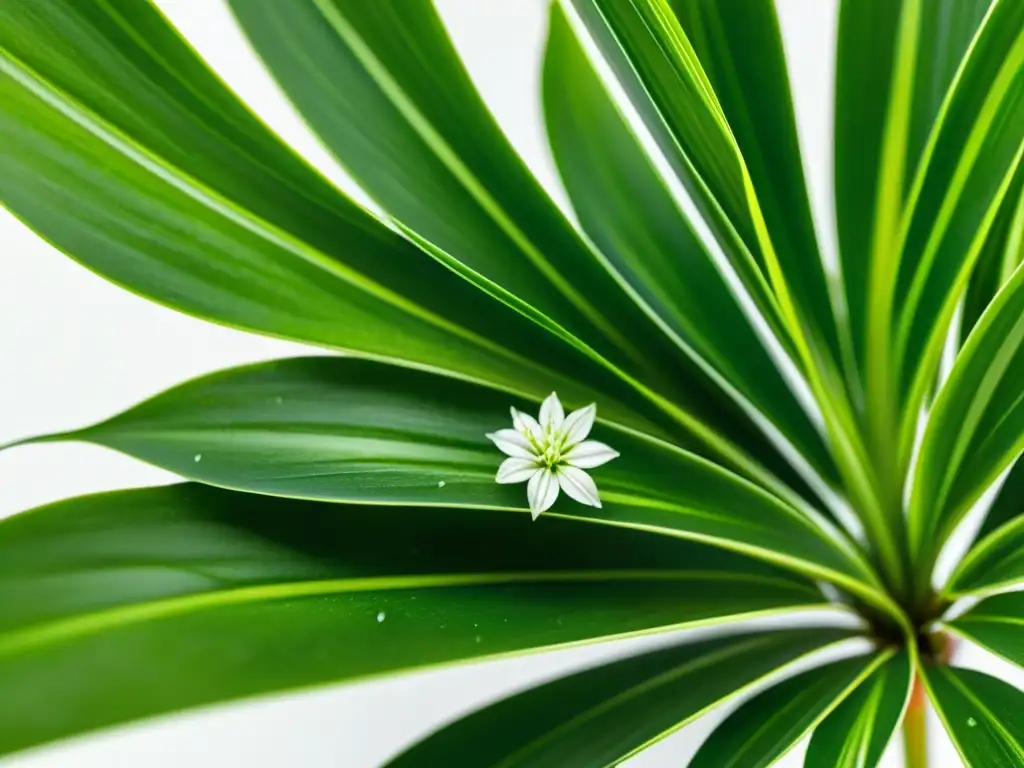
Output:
[{"xmin": 1, "ymin": 0, "xmax": 1023, "ymax": 764}]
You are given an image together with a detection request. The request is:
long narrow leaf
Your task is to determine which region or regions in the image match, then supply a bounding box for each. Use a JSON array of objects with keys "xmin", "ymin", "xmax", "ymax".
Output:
[
  {"xmin": 805, "ymin": 652, "xmax": 913, "ymax": 768},
  {"xmin": 910, "ymin": 262, "xmax": 1024, "ymax": 564},
  {"xmin": 923, "ymin": 665, "xmax": 1024, "ymax": 765},
  {"xmin": 385, "ymin": 629, "xmax": 856, "ymax": 768},
  {"xmin": 10, "ymin": 357, "xmax": 882, "ymax": 600},
  {"xmin": 689, "ymin": 651, "xmax": 894, "ymax": 768},
  {"xmin": 0, "ymin": 484, "xmax": 830, "ymax": 756},
  {"xmin": 542, "ymin": 3, "xmax": 841, "ymax": 496},
  {"xmin": 946, "ymin": 592, "xmax": 1024, "ymax": 664}
]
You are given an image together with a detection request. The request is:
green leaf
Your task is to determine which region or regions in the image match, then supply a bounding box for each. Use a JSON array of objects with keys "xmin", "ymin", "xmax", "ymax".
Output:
[
  {"xmin": 909, "ymin": 262, "xmax": 1024, "ymax": 564},
  {"xmin": 542, "ymin": 2, "xmax": 842, "ymax": 498},
  {"xmin": 961, "ymin": 170, "xmax": 1024, "ymax": 342},
  {"xmin": 946, "ymin": 461, "xmax": 1024, "ymax": 595},
  {"xmin": 0, "ymin": 483, "xmax": 829, "ymax": 757},
  {"xmin": 667, "ymin": 0, "xmax": 841, "ymax": 367},
  {"xmin": 805, "ymin": 652, "xmax": 913, "ymax": 768},
  {"xmin": 922, "ymin": 665, "xmax": 1024, "ymax": 765},
  {"xmin": 563, "ymin": 0, "xmax": 893, "ymax": 581},
  {"xmin": 894, "ymin": 0, "xmax": 1024, "ymax": 460},
  {"xmin": 12, "ymin": 357, "xmax": 882, "ymax": 600},
  {"xmin": 0, "ymin": 0, "xmax": 676, "ymax": 441},
  {"xmin": 946, "ymin": 592, "xmax": 1024, "ymax": 665},
  {"xmin": 689, "ymin": 650, "xmax": 894, "ymax": 768},
  {"xmin": 224, "ymin": 0, "xmax": 693, "ymax": 400},
  {"xmin": 835, "ymin": 0, "xmax": 991, "ymax": 382},
  {"xmin": 385, "ymin": 629, "xmax": 856, "ymax": 768}
]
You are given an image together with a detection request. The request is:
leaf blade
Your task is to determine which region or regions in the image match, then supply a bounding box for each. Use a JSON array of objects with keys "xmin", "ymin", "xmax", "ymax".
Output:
[
  {"xmin": 0, "ymin": 484, "xmax": 830, "ymax": 756},
  {"xmin": 688, "ymin": 651, "xmax": 894, "ymax": 768},
  {"xmin": 805, "ymin": 652, "xmax": 913, "ymax": 768},
  {"xmin": 15, "ymin": 357, "xmax": 881, "ymax": 597},
  {"xmin": 384, "ymin": 629, "xmax": 857, "ymax": 768}
]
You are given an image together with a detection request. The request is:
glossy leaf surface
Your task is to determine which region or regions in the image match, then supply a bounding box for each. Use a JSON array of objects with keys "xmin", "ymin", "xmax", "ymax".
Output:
[
  {"xmin": 805, "ymin": 652, "xmax": 912, "ymax": 768},
  {"xmin": 542, "ymin": 3, "xmax": 840, "ymax": 494},
  {"xmin": 0, "ymin": 484, "xmax": 827, "ymax": 756},
  {"xmin": 910, "ymin": 262, "xmax": 1024, "ymax": 562},
  {"xmin": 689, "ymin": 651, "xmax": 891, "ymax": 768},
  {"xmin": 0, "ymin": 0, "xmax": 730, "ymax": 449},
  {"xmin": 385, "ymin": 629, "xmax": 854, "ymax": 768},
  {"xmin": 21, "ymin": 357, "xmax": 877, "ymax": 596},
  {"xmin": 947, "ymin": 593, "xmax": 1024, "ymax": 665},
  {"xmin": 924, "ymin": 665, "xmax": 1024, "ymax": 765}
]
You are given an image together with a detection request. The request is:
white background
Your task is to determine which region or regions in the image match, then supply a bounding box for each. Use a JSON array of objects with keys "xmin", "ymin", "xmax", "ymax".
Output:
[{"xmin": 0, "ymin": 1, "xmax": 1015, "ymax": 765}]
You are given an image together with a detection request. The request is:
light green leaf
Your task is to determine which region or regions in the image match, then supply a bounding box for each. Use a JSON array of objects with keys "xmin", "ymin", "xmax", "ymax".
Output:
[
  {"xmin": 384, "ymin": 629, "xmax": 856, "ymax": 768},
  {"xmin": 805, "ymin": 652, "xmax": 913, "ymax": 768},
  {"xmin": 909, "ymin": 262, "xmax": 1024, "ymax": 565},
  {"xmin": 961, "ymin": 170, "xmax": 1024, "ymax": 342},
  {"xmin": 563, "ymin": 0, "xmax": 891, "ymax": 582},
  {"xmin": 946, "ymin": 592, "xmax": 1024, "ymax": 665},
  {"xmin": 10, "ymin": 357, "xmax": 884, "ymax": 601},
  {"xmin": 0, "ymin": 483, "xmax": 829, "ymax": 757},
  {"xmin": 541, "ymin": 4, "xmax": 841, "ymax": 498},
  {"xmin": 689, "ymin": 650, "xmax": 894, "ymax": 768},
  {"xmin": 0, "ymin": 0, "xmax": 676, "ymax": 441},
  {"xmin": 667, "ymin": 0, "xmax": 841, "ymax": 368},
  {"xmin": 562, "ymin": 0, "xmax": 784, "ymax": 344},
  {"xmin": 923, "ymin": 665, "xmax": 1024, "ymax": 766},
  {"xmin": 835, "ymin": 0, "xmax": 991, "ymax": 383},
  {"xmin": 894, "ymin": 0, "xmax": 1024, "ymax": 461},
  {"xmin": 945, "ymin": 461, "xmax": 1024, "ymax": 595}
]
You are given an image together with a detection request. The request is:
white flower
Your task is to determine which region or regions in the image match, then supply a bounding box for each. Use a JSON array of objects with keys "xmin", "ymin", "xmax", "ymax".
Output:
[{"xmin": 486, "ymin": 392, "xmax": 619, "ymax": 520}]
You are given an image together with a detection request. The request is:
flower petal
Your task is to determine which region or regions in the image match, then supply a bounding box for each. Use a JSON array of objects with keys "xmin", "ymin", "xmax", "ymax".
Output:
[
  {"xmin": 561, "ymin": 403, "xmax": 596, "ymax": 446},
  {"xmin": 510, "ymin": 407, "xmax": 543, "ymax": 441},
  {"xmin": 496, "ymin": 457, "xmax": 538, "ymax": 484},
  {"xmin": 557, "ymin": 466, "xmax": 602, "ymax": 508},
  {"xmin": 527, "ymin": 468, "xmax": 559, "ymax": 520},
  {"xmin": 539, "ymin": 392, "xmax": 564, "ymax": 432},
  {"xmin": 564, "ymin": 440, "xmax": 620, "ymax": 469},
  {"xmin": 486, "ymin": 429, "xmax": 536, "ymax": 459}
]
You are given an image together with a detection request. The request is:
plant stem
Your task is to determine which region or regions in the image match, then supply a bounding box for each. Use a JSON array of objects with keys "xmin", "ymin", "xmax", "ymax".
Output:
[{"xmin": 903, "ymin": 676, "xmax": 928, "ymax": 768}]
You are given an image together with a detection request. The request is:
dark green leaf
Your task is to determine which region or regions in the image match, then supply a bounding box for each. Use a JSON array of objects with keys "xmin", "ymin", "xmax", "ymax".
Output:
[
  {"xmin": 805, "ymin": 652, "xmax": 913, "ymax": 768},
  {"xmin": 946, "ymin": 592, "xmax": 1024, "ymax": 664},
  {"xmin": 668, "ymin": 0, "xmax": 841, "ymax": 367},
  {"xmin": 0, "ymin": 484, "xmax": 827, "ymax": 756},
  {"xmin": 894, "ymin": 1, "xmax": 1024, "ymax": 459},
  {"xmin": 961, "ymin": 170, "xmax": 1024, "ymax": 342},
  {"xmin": 14, "ymin": 357, "xmax": 882, "ymax": 599},
  {"xmin": 225, "ymin": 0, "xmax": 700, "ymax": 404},
  {"xmin": 909, "ymin": 262, "xmax": 1024, "ymax": 564},
  {"xmin": 0, "ymin": 0, "xmax": 678, "ymax": 441},
  {"xmin": 542, "ymin": 2, "xmax": 842, "ymax": 497},
  {"xmin": 946, "ymin": 462, "xmax": 1024, "ymax": 595},
  {"xmin": 923, "ymin": 665, "xmax": 1024, "ymax": 765},
  {"xmin": 385, "ymin": 629, "xmax": 856, "ymax": 768},
  {"xmin": 835, "ymin": 0, "xmax": 991, "ymax": 378},
  {"xmin": 563, "ymin": 0, "xmax": 788, "ymax": 350},
  {"xmin": 689, "ymin": 651, "xmax": 893, "ymax": 768}
]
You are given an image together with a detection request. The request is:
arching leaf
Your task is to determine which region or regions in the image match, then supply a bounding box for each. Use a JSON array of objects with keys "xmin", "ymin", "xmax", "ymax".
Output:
[
  {"xmin": 0, "ymin": 484, "xmax": 830, "ymax": 757},
  {"xmin": 385, "ymin": 629, "xmax": 856, "ymax": 768},
  {"xmin": 910, "ymin": 262, "xmax": 1024, "ymax": 564},
  {"xmin": 11, "ymin": 357, "xmax": 882, "ymax": 600},
  {"xmin": 542, "ymin": 3, "xmax": 841, "ymax": 496},
  {"xmin": 946, "ymin": 592, "xmax": 1024, "ymax": 664},
  {"xmin": 923, "ymin": 665, "xmax": 1024, "ymax": 765},
  {"xmin": 689, "ymin": 651, "xmax": 893, "ymax": 768},
  {"xmin": 805, "ymin": 652, "xmax": 913, "ymax": 768}
]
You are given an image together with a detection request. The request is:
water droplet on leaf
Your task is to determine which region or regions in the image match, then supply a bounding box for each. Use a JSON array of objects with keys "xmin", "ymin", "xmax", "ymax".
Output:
[
  {"xmin": 193, "ymin": 454, "xmax": 202, "ymax": 463},
  {"xmin": 437, "ymin": 480, "xmax": 445, "ymax": 487},
  {"xmin": 967, "ymin": 717, "xmax": 977, "ymax": 728},
  {"xmin": 376, "ymin": 612, "xmax": 386, "ymax": 623}
]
